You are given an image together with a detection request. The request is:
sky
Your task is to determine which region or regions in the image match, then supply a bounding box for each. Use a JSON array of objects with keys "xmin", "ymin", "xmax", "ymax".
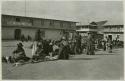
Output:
[{"xmin": 2, "ymin": 1, "xmax": 123, "ymax": 25}]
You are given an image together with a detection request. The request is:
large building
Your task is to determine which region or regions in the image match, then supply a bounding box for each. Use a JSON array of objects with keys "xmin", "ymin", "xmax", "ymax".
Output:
[
  {"xmin": 2, "ymin": 14, "xmax": 77, "ymax": 40},
  {"xmin": 76, "ymin": 23, "xmax": 124, "ymax": 41}
]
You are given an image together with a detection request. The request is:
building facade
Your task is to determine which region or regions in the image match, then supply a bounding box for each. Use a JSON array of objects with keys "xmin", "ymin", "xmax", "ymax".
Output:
[
  {"xmin": 103, "ymin": 25, "xmax": 124, "ymax": 41},
  {"xmin": 2, "ymin": 14, "xmax": 77, "ymax": 40},
  {"xmin": 76, "ymin": 25, "xmax": 97, "ymax": 37},
  {"xmin": 76, "ymin": 24, "xmax": 124, "ymax": 41}
]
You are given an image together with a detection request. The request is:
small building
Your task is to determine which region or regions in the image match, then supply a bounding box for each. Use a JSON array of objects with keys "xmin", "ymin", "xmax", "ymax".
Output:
[
  {"xmin": 2, "ymin": 14, "xmax": 77, "ymax": 40},
  {"xmin": 76, "ymin": 25, "xmax": 97, "ymax": 36},
  {"xmin": 76, "ymin": 24, "xmax": 124, "ymax": 41},
  {"xmin": 103, "ymin": 25, "xmax": 124, "ymax": 41}
]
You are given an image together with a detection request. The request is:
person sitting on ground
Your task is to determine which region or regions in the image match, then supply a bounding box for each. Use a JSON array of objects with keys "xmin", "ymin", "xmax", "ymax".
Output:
[
  {"xmin": 2, "ymin": 56, "xmax": 7, "ymax": 63},
  {"xmin": 31, "ymin": 40, "xmax": 38, "ymax": 57},
  {"xmin": 42, "ymin": 39, "xmax": 50, "ymax": 56},
  {"xmin": 45, "ymin": 41, "xmax": 59, "ymax": 61},
  {"xmin": 12, "ymin": 43, "xmax": 30, "ymax": 63},
  {"xmin": 32, "ymin": 42, "xmax": 44, "ymax": 62},
  {"xmin": 48, "ymin": 40, "xmax": 53, "ymax": 57},
  {"xmin": 53, "ymin": 42, "xmax": 59, "ymax": 56}
]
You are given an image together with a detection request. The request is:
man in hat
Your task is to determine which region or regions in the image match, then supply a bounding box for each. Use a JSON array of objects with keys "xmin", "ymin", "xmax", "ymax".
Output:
[
  {"xmin": 13, "ymin": 42, "xmax": 27, "ymax": 62},
  {"xmin": 86, "ymin": 32, "xmax": 95, "ymax": 55},
  {"xmin": 107, "ymin": 39, "xmax": 113, "ymax": 53},
  {"xmin": 58, "ymin": 36, "xmax": 70, "ymax": 60},
  {"xmin": 75, "ymin": 33, "xmax": 82, "ymax": 54}
]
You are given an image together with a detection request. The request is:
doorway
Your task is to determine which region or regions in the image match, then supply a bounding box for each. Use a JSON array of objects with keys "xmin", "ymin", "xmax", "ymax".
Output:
[
  {"xmin": 14, "ymin": 29, "xmax": 21, "ymax": 40},
  {"xmin": 108, "ymin": 35, "xmax": 112, "ymax": 40}
]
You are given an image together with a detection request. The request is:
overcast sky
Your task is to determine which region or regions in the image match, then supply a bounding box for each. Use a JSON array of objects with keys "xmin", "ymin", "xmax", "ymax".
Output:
[{"xmin": 2, "ymin": 1, "xmax": 123, "ymax": 25}]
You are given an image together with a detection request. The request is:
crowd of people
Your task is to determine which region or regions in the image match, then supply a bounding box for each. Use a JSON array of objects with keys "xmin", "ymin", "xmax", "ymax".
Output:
[
  {"xmin": 2, "ymin": 36, "xmax": 75, "ymax": 66},
  {"xmin": 2, "ymin": 33, "xmax": 123, "ymax": 66}
]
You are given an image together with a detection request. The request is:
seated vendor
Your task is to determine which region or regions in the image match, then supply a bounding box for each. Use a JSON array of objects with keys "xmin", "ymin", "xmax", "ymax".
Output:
[
  {"xmin": 13, "ymin": 42, "xmax": 26, "ymax": 62},
  {"xmin": 32, "ymin": 42, "xmax": 44, "ymax": 62}
]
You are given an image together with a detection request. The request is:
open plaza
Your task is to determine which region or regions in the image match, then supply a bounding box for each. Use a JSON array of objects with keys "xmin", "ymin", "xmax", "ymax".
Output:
[{"xmin": 2, "ymin": 41, "xmax": 124, "ymax": 80}]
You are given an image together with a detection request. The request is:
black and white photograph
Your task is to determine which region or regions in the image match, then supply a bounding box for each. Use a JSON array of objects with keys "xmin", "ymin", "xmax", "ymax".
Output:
[{"xmin": 1, "ymin": 0, "xmax": 124, "ymax": 80}]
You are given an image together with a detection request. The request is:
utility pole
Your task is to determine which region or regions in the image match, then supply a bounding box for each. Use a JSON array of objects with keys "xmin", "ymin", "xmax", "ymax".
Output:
[{"xmin": 25, "ymin": 0, "xmax": 26, "ymax": 17}]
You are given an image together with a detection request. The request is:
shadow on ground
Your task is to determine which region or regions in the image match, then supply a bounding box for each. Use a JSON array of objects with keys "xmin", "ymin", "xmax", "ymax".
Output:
[
  {"xmin": 69, "ymin": 57, "xmax": 98, "ymax": 60},
  {"xmin": 95, "ymin": 53, "xmax": 119, "ymax": 55}
]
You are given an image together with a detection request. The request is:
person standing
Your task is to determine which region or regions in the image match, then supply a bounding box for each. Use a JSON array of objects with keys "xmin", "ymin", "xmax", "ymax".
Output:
[
  {"xmin": 74, "ymin": 33, "xmax": 82, "ymax": 54},
  {"xmin": 86, "ymin": 32, "xmax": 95, "ymax": 55},
  {"xmin": 58, "ymin": 37, "xmax": 70, "ymax": 60},
  {"xmin": 103, "ymin": 40, "xmax": 106, "ymax": 51},
  {"xmin": 108, "ymin": 39, "xmax": 113, "ymax": 53}
]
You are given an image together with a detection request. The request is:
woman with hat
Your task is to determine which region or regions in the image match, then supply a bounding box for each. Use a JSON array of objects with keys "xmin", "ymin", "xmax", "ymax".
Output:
[{"xmin": 13, "ymin": 42, "xmax": 27, "ymax": 62}]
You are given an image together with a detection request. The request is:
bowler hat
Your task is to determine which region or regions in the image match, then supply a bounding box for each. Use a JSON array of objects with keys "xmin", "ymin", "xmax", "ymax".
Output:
[{"xmin": 17, "ymin": 42, "xmax": 23, "ymax": 47}]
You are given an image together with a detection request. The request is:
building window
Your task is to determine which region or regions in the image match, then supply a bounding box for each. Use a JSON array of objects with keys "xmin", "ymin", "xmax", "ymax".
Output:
[
  {"xmin": 2, "ymin": 17, "xmax": 7, "ymax": 25},
  {"xmin": 30, "ymin": 19, "xmax": 33, "ymax": 25},
  {"xmin": 14, "ymin": 29, "xmax": 21, "ymax": 40},
  {"xmin": 16, "ymin": 18, "xmax": 20, "ymax": 22},
  {"xmin": 41, "ymin": 19, "xmax": 44, "ymax": 25},
  {"xmin": 60, "ymin": 22, "xmax": 63, "ymax": 27},
  {"xmin": 50, "ymin": 20, "xmax": 54, "ymax": 26},
  {"xmin": 117, "ymin": 35, "xmax": 120, "ymax": 39},
  {"xmin": 41, "ymin": 30, "xmax": 45, "ymax": 37},
  {"xmin": 69, "ymin": 23, "xmax": 72, "ymax": 28}
]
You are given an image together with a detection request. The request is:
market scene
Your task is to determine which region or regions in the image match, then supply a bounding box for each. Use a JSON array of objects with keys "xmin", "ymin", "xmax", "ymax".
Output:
[{"xmin": 2, "ymin": 1, "xmax": 124, "ymax": 80}]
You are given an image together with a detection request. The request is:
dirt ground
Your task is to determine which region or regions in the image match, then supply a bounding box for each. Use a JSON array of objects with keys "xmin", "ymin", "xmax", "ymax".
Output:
[{"xmin": 2, "ymin": 41, "xmax": 124, "ymax": 80}]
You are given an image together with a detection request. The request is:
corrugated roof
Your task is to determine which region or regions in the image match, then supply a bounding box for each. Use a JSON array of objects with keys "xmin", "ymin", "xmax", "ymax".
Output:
[{"xmin": 2, "ymin": 14, "xmax": 78, "ymax": 23}]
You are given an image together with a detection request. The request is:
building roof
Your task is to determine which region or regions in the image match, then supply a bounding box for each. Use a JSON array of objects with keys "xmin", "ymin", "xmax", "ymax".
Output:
[
  {"xmin": 76, "ymin": 24, "xmax": 124, "ymax": 28},
  {"xmin": 2, "ymin": 25, "xmax": 76, "ymax": 31},
  {"xmin": 76, "ymin": 25, "xmax": 89, "ymax": 27},
  {"xmin": 104, "ymin": 25, "xmax": 124, "ymax": 28},
  {"xmin": 90, "ymin": 22, "xmax": 97, "ymax": 26},
  {"xmin": 76, "ymin": 20, "xmax": 123, "ymax": 27},
  {"xmin": 2, "ymin": 14, "xmax": 78, "ymax": 23},
  {"xmin": 90, "ymin": 21, "xmax": 107, "ymax": 26}
]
